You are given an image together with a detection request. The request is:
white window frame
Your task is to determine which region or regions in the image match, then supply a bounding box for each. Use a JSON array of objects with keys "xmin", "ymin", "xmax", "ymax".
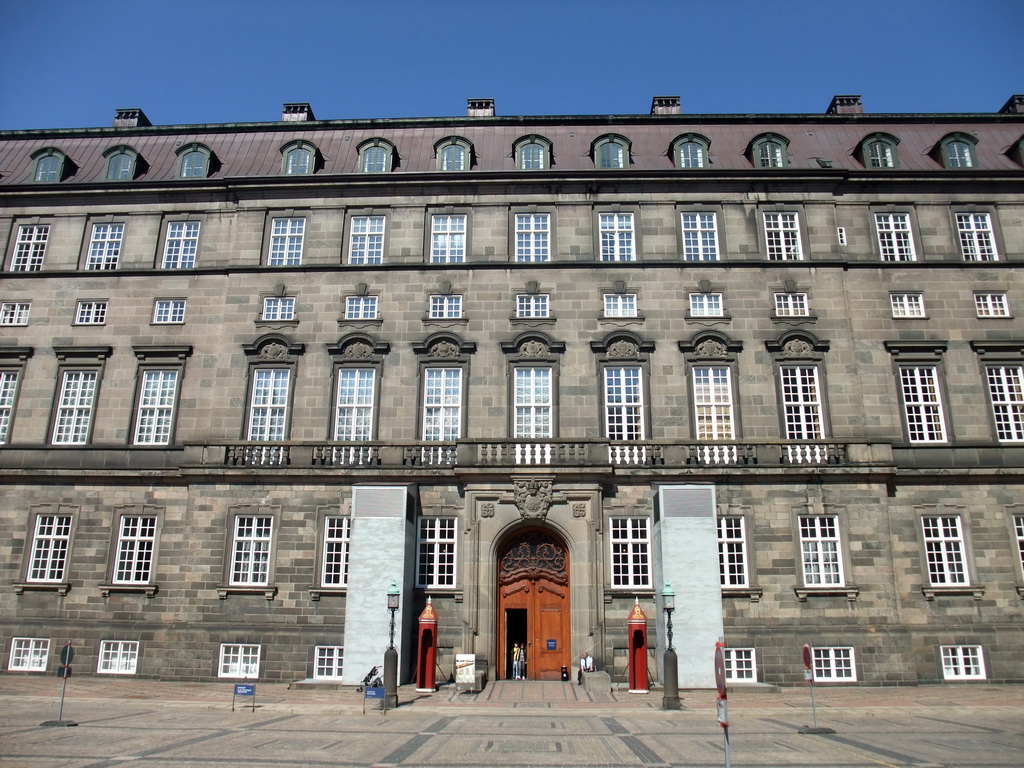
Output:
[
  {"xmin": 718, "ymin": 517, "xmax": 748, "ymax": 588},
  {"xmin": 161, "ymin": 221, "xmax": 200, "ymax": 269},
  {"xmin": 429, "ymin": 295, "xmax": 463, "ymax": 319},
  {"xmin": 693, "ymin": 366, "xmax": 735, "ymax": 441},
  {"xmin": 416, "ymin": 517, "xmax": 456, "ymax": 588},
  {"xmin": 515, "ymin": 294, "xmax": 550, "ymax": 318},
  {"xmin": 344, "ymin": 296, "xmax": 378, "ymax": 320},
  {"xmin": 430, "ymin": 214, "xmax": 466, "ymax": 264},
  {"xmin": 604, "ymin": 366, "xmax": 644, "ymax": 441},
  {"xmin": 680, "ymin": 212, "xmax": 719, "ymax": 261},
  {"xmin": 603, "ymin": 293, "xmax": 637, "ymax": 318},
  {"xmin": 774, "ymin": 292, "xmax": 809, "ymax": 317},
  {"xmin": 75, "ymin": 300, "xmax": 108, "ymax": 325},
  {"xmin": 440, "ymin": 143, "xmax": 467, "ymax": 171},
  {"xmin": 610, "ymin": 516, "xmax": 651, "ymax": 588},
  {"xmin": 113, "ymin": 514, "xmax": 158, "ymax": 583},
  {"xmin": 975, "ymin": 292, "xmax": 1009, "ymax": 318},
  {"xmin": 28, "ymin": 514, "xmax": 72, "ymax": 582},
  {"xmin": 986, "ymin": 366, "xmax": 1024, "ymax": 442},
  {"xmin": 812, "ymin": 647, "xmax": 856, "ymax": 681},
  {"xmin": 422, "ymin": 368, "xmax": 462, "ymax": 441},
  {"xmin": 12, "ymin": 224, "xmax": 49, "ymax": 271},
  {"xmin": 314, "ymin": 645, "xmax": 344, "ymax": 680},
  {"xmin": 52, "ymin": 370, "xmax": 98, "ymax": 445},
  {"xmin": 153, "ymin": 299, "xmax": 186, "ymax": 324},
  {"xmin": 1014, "ymin": 515, "xmax": 1024, "ymax": 578},
  {"xmin": 922, "ymin": 515, "xmax": 967, "ymax": 585},
  {"xmin": 133, "ymin": 370, "xmax": 179, "ymax": 445},
  {"xmin": 799, "ymin": 515, "xmax": 844, "ymax": 586},
  {"xmin": 0, "ymin": 370, "xmax": 19, "ymax": 444},
  {"xmin": 689, "ymin": 292, "xmax": 723, "ymax": 317},
  {"xmin": 515, "ymin": 213, "xmax": 550, "ymax": 262},
  {"xmin": 349, "ymin": 215, "xmax": 385, "ymax": 265},
  {"xmin": 874, "ymin": 212, "xmax": 917, "ymax": 262},
  {"xmin": 722, "ymin": 648, "xmax": 757, "ymax": 682},
  {"xmin": 247, "ymin": 369, "xmax": 290, "ymax": 441},
  {"xmin": 86, "ymin": 223, "xmax": 124, "ymax": 270},
  {"xmin": 8, "ymin": 637, "xmax": 50, "ymax": 671},
  {"xmin": 218, "ymin": 643, "xmax": 260, "ymax": 678},
  {"xmin": 956, "ymin": 213, "xmax": 998, "ymax": 261},
  {"xmin": 763, "ymin": 212, "xmax": 802, "ymax": 260},
  {"xmin": 514, "ymin": 366, "xmax": 552, "ymax": 439},
  {"xmin": 900, "ymin": 366, "xmax": 947, "ymax": 443},
  {"xmin": 599, "ymin": 212, "xmax": 635, "ymax": 262},
  {"xmin": 890, "ymin": 292, "xmax": 925, "ymax": 318},
  {"xmin": 268, "ymin": 217, "xmax": 305, "ymax": 266},
  {"xmin": 321, "ymin": 516, "xmax": 351, "ymax": 586},
  {"xmin": 781, "ymin": 366, "xmax": 823, "ymax": 440},
  {"xmin": 334, "ymin": 368, "xmax": 375, "ymax": 441},
  {"xmin": 0, "ymin": 302, "xmax": 30, "ymax": 325},
  {"xmin": 941, "ymin": 645, "xmax": 985, "ymax": 680},
  {"xmin": 97, "ymin": 640, "xmax": 139, "ymax": 675},
  {"xmin": 229, "ymin": 515, "xmax": 273, "ymax": 586},
  {"xmin": 261, "ymin": 296, "xmax": 296, "ymax": 322}
]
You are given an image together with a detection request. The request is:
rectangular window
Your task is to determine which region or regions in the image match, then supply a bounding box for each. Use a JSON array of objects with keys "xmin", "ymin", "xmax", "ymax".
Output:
[
  {"xmin": 603, "ymin": 293, "xmax": 637, "ymax": 318},
  {"xmin": 268, "ymin": 217, "xmax": 305, "ymax": 266},
  {"xmin": 429, "ymin": 295, "xmax": 462, "ymax": 319},
  {"xmin": 97, "ymin": 640, "xmax": 139, "ymax": 675},
  {"xmin": 321, "ymin": 516, "xmax": 351, "ymax": 586},
  {"xmin": 922, "ymin": 515, "xmax": 967, "ymax": 585},
  {"xmin": 314, "ymin": 646, "xmax": 344, "ymax": 680},
  {"xmin": 261, "ymin": 296, "xmax": 296, "ymax": 321},
  {"xmin": 900, "ymin": 366, "xmax": 947, "ymax": 442},
  {"xmin": 334, "ymin": 369, "xmax": 375, "ymax": 441},
  {"xmin": 604, "ymin": 366, "xmax": 644, "ymax": 441},
  {"xmin": 599, "ymin": 213, "xmax": 635, "ymax": 261},
  {"xmin": 763, "ymin": 212, "xmax": 802, "ymax": 260},
  {"xmin": 0, "ymin": 302, "xmax": 30, "ymax": 325},
  {"xmin": 718, "ymin": 517, "xmax": 748, "ymax": 587},
  {"xmin": 680, "ymin": 212, "xmax": 719, "ymax": 261},
  {"xmin": 875, "ymin": 213, "xmax": 916, "ymax": 261},
  {"xmin": 515, "ymin": 213, "xmax": 550, "ymax": 262},
  {"xmin": 514, "ymin": 367, "xmax": 552, "ymax": 438},
  {"xmin": 12, "ymin": 224, "xmax": 49, "ymax": 271},
  {"xmin": 610, "ymin": 517, "xmax": 651, "ymax": 588},
  {"xmin": 722, "ymin": 648, "xmax": 757, "ymax": 682},
  {"xmin": 86, "ymin": 223, "xmax": 124, "ymax": 270},
  {"xmin": 516, "ymin": 294, "xmax": 550, "ymax": 318},
  {"xmin": 219, "ymin": 643, "xmax": 260, "ymax": 678},
  {"xmin": 986, "ymin": 366, "xmax": 1024, "ymax": 442},
  {"xmin": 230, "ymin": 515, "xmax": 273, "ymax": 585},
  {"xmin": 75, "ymin": 300, "xmax": 108, "ymax": 325},
  {"xmin": 417, "ymin": 517, "xmax": 456, "ymax": 587},
  {"xmin": 774, "ymin": 292, "xmax": 809, "ymax": 317},
  {"xmin": 956, "ymin": 213, "xmax": 998, "ymax": 261},
  {"xmin": 975, "ymin": 292, "xmax": 1009, "ymax": 318},
  {"xmin": 1014, "ymin": 515, "xmax": 1024, "ymax": 577},
  {"xmin": 52, "ymin": 370, "xmax": 98, "ymax": 444},
  {"xmin": 113, "ymin": 515, "xmax": 157, "ymax": 582},
  {"xmin": 941, "ymin": 645, "xmax": 985, "ymax": 680},
  {"xmin": 153, "ymin": 299, "xmax": 186, "ymax": 324},
  {"xmin": 161, "ymin": 221, "xmax": 200, "ymax": 268},
  {"xmin": 423, "ymin": 368, "xmax": 462, "ymax": 441},
  {"xmin": 348, "ymin": 215, "xmax": 385, "ymax": 264},
  {"xmin": 247, "ymin": 369, "xmax": 290, "ymax": 441},
  {"xmin": 693, "ymin": 366, "xmax": 734, "ymax": 440},
  {"xmin": 0, "ymin": 370, "xmax": 19, "ymax": 444},
  {"xmin": 133, "ymin": 369, "xmax": 179, "ymax": 445},
  {"xmin": 345, "ymin": 296, "xmax": 378, "ymax": 320},
  {"xmin": 431, "ymin": 214, "xmax": 466, "ymax": 263},
  {"xmin": 8, "ymin": 638, "xmax": 50, "ymax": 671},
  {"xmin": 689, "ymin": 292, "xmax": 723, "ymax": 317},
  {"xmin": 781, "ymin": 366, "xmax": 823, "ymax": 440},
  {"xmin": 813, "ymin": 647, "xmax": 856, "ymax": 681},
  {"xmin": 800, "ymin": 516, "xmax": 844, "ymax": 586},
  {"xmin": 836, "ymin": 226, "xmax": 847, "ymax": 246},
  {"xmin": 890, "ymin": 292, "xmax": 925, "ymax": 318},
  {"xmin": 28, "ymin": 514, "xmax": 72, "ymax": 581}
]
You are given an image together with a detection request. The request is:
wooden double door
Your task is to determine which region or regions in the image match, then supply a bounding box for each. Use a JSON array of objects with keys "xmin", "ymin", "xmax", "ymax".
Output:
[{"xmin": 497, "ymin": 530, "xmax": 570, "ymax": 680}]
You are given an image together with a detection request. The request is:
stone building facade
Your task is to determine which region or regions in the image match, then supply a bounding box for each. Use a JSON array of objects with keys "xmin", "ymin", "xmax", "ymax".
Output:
[{"xmin": 1, "ymin": 95, "xmax": 1023, "ymax": 687}]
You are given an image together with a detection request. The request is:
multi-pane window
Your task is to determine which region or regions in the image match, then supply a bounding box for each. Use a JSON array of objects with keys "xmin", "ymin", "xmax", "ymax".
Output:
[
  {"xmin": 349, "ymin": 215, "xmax": 385, "ymax": 264},
  {"xmin": 12, "ymin": 224, "xmax": 49, "ymax": 271},
  {"xmin": 133, "ymin": 370, "xmax": 179, "ymax": 445},
  {"xmin": 423, "ymin": 368, "xmax": 462, "ymax": 441},
  {"xmin": 676, "ymin": 140, "xmax": 707, "ymax": 169},
  {"xmin": 604, "ymin": 366, "xmax": 644, "ymax": 441},
  {"xmin": 86, "ymin": 223, "xmax": 124, "ymax": 270},
  {"xmin": 0, "ymin": 370, "xmax": 19, "ymax": 443},
  {"xmin": 8, "ymin": 638, "xmax": 49, "ymax": 671},
  {"xmin": 28, "ymin": 514, "xmax": 72, "ymax": 581},
  {"xmin": 230, "ymin": 515, "xmax": 273, "ymax": 585},
  {"xmin": 178, "ymin": 148, "xmax": 208, "ymax": 178},
  {"xmin": 219, "ymin": 643, "xmax": 260, "ymax": 678},
  {"xmin": 334, "ymin": 369, "xmax": 375, "ymax": 441},
  {"xmin": 693, "ymin": 367, "xmax": 734, "ymax": 441},
  {"xmin": 774, "ymin": 292, "xmax": 809, "ymax": 317},
  {"xmin": 0, "ymin": 302, "xmax": 30, "ymax": 325},
  {"xmin": 941, "ymin": 646, "xmax": 985, "ymax": 680},
  {"xmin": 755, "ymin": 138, "xmax": 786, "ymax": 168},
  {"xmin": 430, "ymin": 214, "xmax": 467, "ymax": 263},
  {"xmin": 417, "ymin": 517, "xmax": 456, "ymax": 587},
  {"xmin": 514, "ymin": 367, "xmax": 552, "ymax": 438},
  {"xmin": 813, "ymin": 647, "xmax": 856, "ymax": 681},
  {"xmin": 321, "ymin": 516, "xmax": 351, "ymax": 586},
  {"xmin": 361, "ymin": 145, "xmax": 389, "ymax": 173},
  {"xmin": 34, "ymin": 153, "xmax": 63, "ymax": 182},
  {"xmin": 603, "ymin": 293, "xmax": 637, "ymax": 317},
  {"xmin": 866, "ymin": 139, "xmax": 896, "ymax": 168},
  {"xmin": 440, "ymin": 144, "xmax": 466, "ymax": 171},
  {"xmin": 113, "ymin": 515, "xmax": 157, "ymax": 582},
  {"xmin": 956, "ymin": 213, "xmax": 998, "ymax": 261},
  {"xmin": 986, "ymin": 366, "xmax": 1024, "ymax": 442},
  {"xmin": 890, "ymin": 292, "xmax": 925, "ymax": 318},
  {"xmin": 284, "ymin": 146, "xmax": 312, "ymax": 175},
  {"xmin": 610, "ymin": 517, "xmax": 651, "ymax": 587},
  {"xmin": 922, "ymin": 515, "xmax": 967, "ymax": 585},
  {"xmin": 763, "ymin": 212, "xmax": 802, "ymax": 260},
  {"xmin": 344, "ymin": 296, "xmax": 378, "ymax": 320},
  {"xmin": 75, "ymin": 300, "xmax": 108, "ymax": 325},
  {"xmin": 516, "ymin": 294, "xmax": 550, "ymax": 318},
  {"xmin": 718, "ymin": 517, "xmax": 748, "ymax": 588},
  {"xmin": 681, "ymin": 213, "xmax": 719, "ymax": 261},
  {"xmin": 261, "ymin": 296, "xmax": 296, "ymax": 321},
  {"xmin": 161, "ymin": 221, "xmax": 200, "ymax": 268},
  {"xmin": 1014, "ymin": 515, "xmax": 1024, "ymax": 576},
  {"xmin": 599, "ymin": 213, "xmax": 635, "ymax": 261},
  {"xmin": 247, "ymin": 369, "xmax": 290, "ymax": 441},
  {"xmin": 689, "ymin": 293, "xmax": 723, "ymax": 317},
  {"xmin": 52, "ymin": 370, "xmax": 98, "ymax": 444},
  {"xmin": 268, "ymin": 217, "xmax": 305, "ymax": 266},
  {"xmin": 153, "ymin": 299, "xmax": 186, "ymax": 324},
  {"xmin": 596, "ymin": 139, "xmax": 626, "ymax": 169},
  {"xmin": 943, "ymin": 140, "xmax": 974, "ymax": 168},
  {"xmin": 722, "ymin": 648, "xmax": 757, "ymax": 682},
  {"xmin": 900, "ymin": 367, "xmax": 947, "ymax": 442},
  {"xmin": 106, "ymin": 151, "xmax": 135, "ymax": 180},
  {"xmin": 314, "ymin": 646, "xmax": 344, "ymax": 680},
  {"xmin": 781, "ymin": 366, "xmax": 823, "ymax": 440},
  {"xmin": 517, "ymin": 139, "xmax": 550, "ymax": 170},
  {"xmin": 800, "ymin": 516, "xmax": 844, "ymax": 586},
  {"xmin": 875, "ymin": 213, "xmax": 917, "ymax": 261},
  {"xmin": 97, "ymin": 641, "xmax": 139, "ymax": 674},
  {"xmin": 975, "ymin": 292, "xmax": 1009, "ymax": 317},
  {"xmin": 515, "ymin": 213, "xmax": 550, "ymax": 262},
  {"xmin": 428, "ymin": 295, "xmax": 462, "ymax": 319}
]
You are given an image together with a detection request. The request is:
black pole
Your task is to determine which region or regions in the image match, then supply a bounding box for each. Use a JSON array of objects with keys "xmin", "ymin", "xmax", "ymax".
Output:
[
  {"xmin": 662, "ymin": 608, "xmax": 681, "ymax": 710},
  {"xmin": 383, "ymin": 606, "xmax": 398, "ymax": 711}
]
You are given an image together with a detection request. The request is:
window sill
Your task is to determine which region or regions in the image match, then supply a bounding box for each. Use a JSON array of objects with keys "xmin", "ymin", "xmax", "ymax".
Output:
[
  {"xmin": 510, "ymin": 317, "xmax": 556, "ymax": 327},
  {"xmin": 100, "ymin": 583, "xmax": 158, "ymax": 598},
  {"xmin": 421, "ymin": 588, "xmax": 464, "ymax": 602},
  {"xmin": 603, "ymin": 588, "xmax": 656, "ymax": 603},
  {"xmin": 722, "ymin": 587, "xmax": 763, "ymax": 602},
  {"xmin": 254, "ymin": 319, "xmax": 299, "ymax": 329},
  {"xmin": 14, "ymin": 581, "xmax": 71, "ymax": 596},
  {"xmin": 422, "ymin": 317, "xmax": 468, "ymax": 326},
  {"xmin": 337, "ymin": 317, "xmax": 383, "ymax": 328},
  {"xmin": 920, "ymin": 584, "xmax": 984, "ymax": 600},
  {"xmin": 794, "ymin": 585, "xmax": 860, "ymax": 602},
  {"xmin": 772, "ymin": 314, "xmax": 818, "ymax": 325},
  {"xmin": 308, "ymin": 586, "xmax": 346, "ymax": 601},
  {"xmin": 217, "ymin": 584, "xmax": 278, "ymax": 600}
]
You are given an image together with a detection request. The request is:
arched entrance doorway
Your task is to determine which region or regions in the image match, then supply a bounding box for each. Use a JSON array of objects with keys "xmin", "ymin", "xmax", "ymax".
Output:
[{"xmin": 497, "ymin": 529, "xmax": 570, "ymax": 680}]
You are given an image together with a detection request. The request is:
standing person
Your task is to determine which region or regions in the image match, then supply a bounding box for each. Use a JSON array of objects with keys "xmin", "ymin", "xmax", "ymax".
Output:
[
  {"xmin": 578, "ymin": 652, "xmax": 587, "ymax": 684},
  {"xmin": 512, "ymin": 643, "xmax": 523, "ymax": 679}
]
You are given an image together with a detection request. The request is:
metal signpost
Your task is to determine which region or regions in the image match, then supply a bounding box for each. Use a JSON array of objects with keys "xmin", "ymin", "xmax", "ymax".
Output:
[
  {"xmin": 798, "ymin": 644, "xmax": 835, "ymax": 734},
  {"xmin": 232, "ymin": 682, "xmax": 256, "ymax": 712},
  {"xmin": 714, "ymin": 641, "xmax": 730, "ymax": 768},
  {"xmin": 42, "ymin": 642, "xmax": 77, "ymax": 727},
  {"xmin": 363, "ymin": 685, "xmax": 386, "ymax": 715}
]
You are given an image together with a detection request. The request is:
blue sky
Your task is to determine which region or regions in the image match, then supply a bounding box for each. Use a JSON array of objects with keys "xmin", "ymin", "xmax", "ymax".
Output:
[{"xmin": 1, "ymin": 0, "xmax": 1022, "ymax": 130}]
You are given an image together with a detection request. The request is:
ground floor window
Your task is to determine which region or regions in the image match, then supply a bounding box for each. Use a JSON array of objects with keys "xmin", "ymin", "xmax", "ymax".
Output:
[
  {"xmin": 97, "ymin": 640, "xmax": 139, "ymax": 675},
  {"xmin": 941, "ymin": 645, "xmax": 985, "ymax": 680},
  {"xmin": 314, "ymin": 646, "xmax": 344, "ymax": 680},
  {"xmin": 8, "ymin": 637, "xmax": 49, "ymax": 671},
  {"xmin": 219, "ymin": 643, "xmax": 260, "ymax": 678},
  {"xmin": 812, "ymin": 647, "xmax": 856, "ymax": 681},
  {"xmin": 722, "ymin": 648, "xmax": 757, "ymax": 682}
]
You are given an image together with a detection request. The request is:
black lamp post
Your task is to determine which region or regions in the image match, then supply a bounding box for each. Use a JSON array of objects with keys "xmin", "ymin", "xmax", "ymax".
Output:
[
  {"xmin": 661, "ymin": 581, "xmax": 681, "ymax": 710},
  {"xmin": 383, "ymin": 579, "xmax": 400, "ymax": 711}
]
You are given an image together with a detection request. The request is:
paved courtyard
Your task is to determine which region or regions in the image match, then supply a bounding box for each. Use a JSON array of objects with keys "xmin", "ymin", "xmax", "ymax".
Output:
[{"xmin": 1, "ymin": 677, "xmax": 1023, "ymax": 767}]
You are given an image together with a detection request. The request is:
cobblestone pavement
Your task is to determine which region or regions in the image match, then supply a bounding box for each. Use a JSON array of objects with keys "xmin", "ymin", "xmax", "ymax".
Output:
[{"xmin": 1, "ymin": 676, "xmax": 1022, "ymax": 767}]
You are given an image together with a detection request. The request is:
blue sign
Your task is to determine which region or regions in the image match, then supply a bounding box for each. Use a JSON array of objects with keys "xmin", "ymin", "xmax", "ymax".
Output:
[
  {"xmin": 547, "ymin": 639, "xmax": 556, "ymax": 650},
  {"xmin": 234, "ymin": 684, "xmax": 255, "ymax": 696},
  {"xmin": 364, "ymin": 686, "xmax": 385, "ymax": 699}
]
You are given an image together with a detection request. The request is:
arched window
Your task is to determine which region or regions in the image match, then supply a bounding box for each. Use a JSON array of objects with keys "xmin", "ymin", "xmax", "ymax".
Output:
[
  {"xmin": 750, "ymin": 134, "xmax": 789, "ymax": 168},
  {"xmin": 104, "ymin": 146, "xmax": 139, "ymax": 180},
  {"xmin": 176, "ymin": 143, "xmax": 212, "ymax": 178},
  {"xmin": 358, "ymin": 138, "xmax": 395, "ymax": 173},
  {"xmin": 860, "ymin": 133, "xmax": 900, "ymax": 169},
  {"xmin": 671, "ymin": 134, "xmax": 710, "ymax": 169},
  {"xmin": 30, "ymin": 148, "xmax": 67, "ymax": 182},
  {"xmin": 514, "ymin": 135, "xmax": 551, "ymax": 170},
  {"xmin": 594, "ymin": 135, "xmax": 630, "ymax": 169},
  {"xmin": 435, "ymin": 137, "xmax": 472, "ymax": 171},
  {"xmin": 281, "ymin": 141, "xmax": 317, "ymax": 175},
  {"xmin": 939, "ymin": 133, "xmax": 977, "ymax": 169}
]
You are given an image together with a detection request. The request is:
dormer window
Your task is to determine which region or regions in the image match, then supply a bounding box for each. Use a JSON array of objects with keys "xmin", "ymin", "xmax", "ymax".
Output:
[
  {"xmin": 436, "ymin": 137, "xmax": 472, "ymax": 171},
  {"xmin": 750, "ymin": 134, "xmax": 789, "ymax": 168},
  {"xmin": 30, "ymin": 148, "xmax": 68, "ymax": 182},
  {"xmin": 104, "ymin": 146, "xmax": 139, "ymax": 180},
  {"xmin": 594, "ymin": 135, "xmax": 630, "ymax": 169},
  {"xmin": 176, "ymin": 143, "xmax": 213, "ymax": 178},
  {"xmin": 672, "ymin": 134, "xmax": 710, "ymax": 169},
  {"xmin": 358, "ymin": 138, "xmax": 396, "ymax": 173},
  {"xmin": 515, "ymin": 136, "xmax": 551, "ymax": 170},
  {"xmin": 939, "ymin": 133, "xmax": 977, "ymax": 168},
  {"xmin": 860, "ymin": 133, "xmax": 900, "ymax": 169},
  {"xmin": 281, "ymin": 141, "xmax": 316, "ymax": 175}
]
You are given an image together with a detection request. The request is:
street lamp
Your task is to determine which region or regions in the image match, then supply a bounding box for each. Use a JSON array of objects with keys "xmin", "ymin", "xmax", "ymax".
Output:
[
  {"xmin": 384, "ymin": 579, "xmax": 400, "ymax": 710},
  {"xmin": 661, "ymin": 581, "xmax": 680, "ymax": 710}
]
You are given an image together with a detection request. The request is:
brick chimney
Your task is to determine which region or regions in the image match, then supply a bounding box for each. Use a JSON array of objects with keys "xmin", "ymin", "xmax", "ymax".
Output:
[
  {"xmin": 467, "ymin": 98, "xmax": 495, "ymax": 117},
  {"xmin": 282, "ymin": 103, "xmax": 316, "ymax": 122},
  {"xmin": 826, "ymin": 95, "xmax": 864, "ymax": 115},
  {"xmin": 650, "ymin": 96, "xmax": 681, "ymax": 115},
  {"xmin": 113, "ymin": 108, "xmax": 151, "ymax": 128},
  {"xmin": 999, "ymin": 95, "xmax": 1024, "ymax": 114}
]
